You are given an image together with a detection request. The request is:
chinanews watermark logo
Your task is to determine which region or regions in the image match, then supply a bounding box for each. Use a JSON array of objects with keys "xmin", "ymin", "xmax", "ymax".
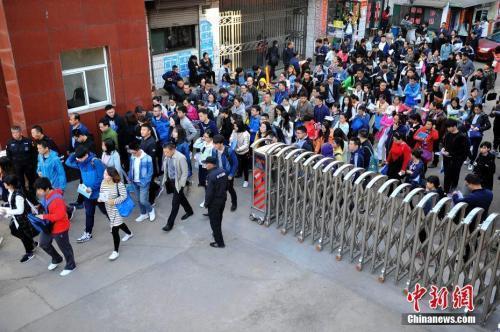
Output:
[{"xmin": 402, "ymin": 283, "xmax": 477, "ymax": 325}]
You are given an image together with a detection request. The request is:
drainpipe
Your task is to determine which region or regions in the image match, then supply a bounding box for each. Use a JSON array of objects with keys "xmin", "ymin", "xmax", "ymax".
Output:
[{"xmin": 145, "ymin": 12, "xmax": 154, "ymax": 88}]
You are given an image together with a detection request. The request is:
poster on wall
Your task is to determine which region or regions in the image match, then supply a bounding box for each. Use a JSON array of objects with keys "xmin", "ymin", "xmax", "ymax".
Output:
[
  {"xmin": 315, "ymin": 0, "xmax": 329, "ymax": 38},
  {"xmin": 357, "ymin": 0, "xmax": 368, "ymax": 40},
  {"xmin": 200, "ymin": 20, "xmax": 214, "ymax": 60},
  {"xmin": 375, "ymin": 1, "xmax": 381, "ymax": 23}
]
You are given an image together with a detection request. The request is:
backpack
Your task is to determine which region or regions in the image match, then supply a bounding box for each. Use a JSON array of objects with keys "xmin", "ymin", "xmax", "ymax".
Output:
[
  {"xmin": 28, "ymin": 193, "xmax": 63, "ymax": 234},
  {"xmin": 363, "ymin": 142, "xmax": 379, "ymax": 173}
]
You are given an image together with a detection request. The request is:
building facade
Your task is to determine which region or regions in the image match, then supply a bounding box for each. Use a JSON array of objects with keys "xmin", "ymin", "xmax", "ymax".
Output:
[
  {"xmin": 390, "ymin": 0, "xmax": 499, "ymax": 36},
  {"xmin": 0, "ymin": 0, "xmax": 151, "ymax": 149},
  {"xmin": 146, "ymin": 0, "xmax": 220, "ymax": 89},
  {"xmin": 147, "ymin": 0, "xmax": 326, "ymax": 89}
]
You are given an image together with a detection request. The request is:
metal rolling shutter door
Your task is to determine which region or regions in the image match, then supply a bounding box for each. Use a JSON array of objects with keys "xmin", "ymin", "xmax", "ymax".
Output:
[{"xmin": 148, "ymin": 6, "xmax": 199, "ymax": 29}]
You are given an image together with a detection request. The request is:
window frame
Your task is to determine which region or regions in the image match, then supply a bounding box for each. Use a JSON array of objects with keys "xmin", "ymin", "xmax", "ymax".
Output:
[
  {"xmin": 150, "ymin": 25, "xmax": 197, "ymax": 55},
  {"xmin": 62, "ymin": 47, "xmax": 111, "ymax": 113}
]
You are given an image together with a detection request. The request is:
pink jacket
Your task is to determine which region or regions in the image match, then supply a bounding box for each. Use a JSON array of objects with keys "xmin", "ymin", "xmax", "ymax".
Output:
[
  {"xmin": 186, "ymin": 105, "xmax": 199, "ymax": 121},
  {"xmin": 337, "ymin": 50, "xmax": 348, "ymax": 64},
  {"xmin": 375, "ymin": 115, "xmax": 393, "ymax": 140}
]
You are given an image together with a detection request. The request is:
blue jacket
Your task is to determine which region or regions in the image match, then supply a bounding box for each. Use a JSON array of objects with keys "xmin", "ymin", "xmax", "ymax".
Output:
[
  {"xmin": 404, "ymin": 83, "xmax": 421, "ymax": 107},
  {"xmin": 128, "ymin": 152, "xmax": 153, "ymax": 187},
  {"xmin": 151, "ymin": 115, "xmax": 170, "ymax": 143},
  {"xmin": 69, "ymin": 123, "xmax": 90, "ymax": 150},
  {"xmin": 380, "ymin": 43, "xmax": 390, "ymax": 56},
  {"xmin": 406, "ymin": 160, "xmax": 425, "ymax": 187},
  {"xmin": 452, "ymin": 188, "xmax": 493, "ymax": 222},
  {"xmin": 65, "ymin": 152, "xmax": 104, "ymax": 199},
  {"xmin": 440, "ymin": 43, "xmax": 452, "ymax": 61},
  {"xmin": 37, "ymin": 150, "xmax": 67, "ymax": 190},
  {"xmin": 199, "ymin": 120, "xmax": 219, "ymax": 137},
  {"xmin": 314, "ymin": 104, "xmax": 330, "ymax": 123},
  {"xmin": 350, "ymin": 148, "xmax": 365, "ymax": 168},
  {"xmin": 211, "ymin": 146, "xmax": 238, "ymax": 177},
  {"xmin": 274, "ymin": 90, "xmax": 289, "ymax": 105},
  {"xmin": 248, "ymin": 115, "xmax": 261, "ymax": 143},
  {"xmin": 350, "ymin": 114, "xmax": 370, "ymax": 133}
]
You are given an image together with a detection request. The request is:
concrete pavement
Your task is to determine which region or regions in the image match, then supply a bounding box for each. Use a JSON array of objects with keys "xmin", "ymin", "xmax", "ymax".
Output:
[
  {"xmin": 0, "ymin": 176, "xmax": 497, "ymax": 332},
  {"xmin": 1, "ymin": 65, "xmax": 499, "ymax": 332}
]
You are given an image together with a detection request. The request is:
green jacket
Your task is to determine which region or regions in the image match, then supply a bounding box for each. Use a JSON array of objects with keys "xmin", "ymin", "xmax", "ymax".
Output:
[
  {"xmin": 342, "ymin": 75, "xmax": 354, "ymax": 90},
  {"xmin": 102, "ymin": 128, "xmax": 118, "ymax": 148}
]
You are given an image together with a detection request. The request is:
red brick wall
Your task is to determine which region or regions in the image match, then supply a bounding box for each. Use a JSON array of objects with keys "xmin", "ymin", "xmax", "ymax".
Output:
[
  {"xmin": 1, "ymin": 0, "xmax": 151, "ymax": 151},
  {"xmin": 0, "ymin": 60, "xmax": 12, "ymax": 148},
  {"xmin": 0, "ymin": 0, "xmax": 23, "ymax": 146}
]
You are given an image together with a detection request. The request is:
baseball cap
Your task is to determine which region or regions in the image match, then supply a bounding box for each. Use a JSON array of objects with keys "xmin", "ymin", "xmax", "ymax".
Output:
[{"xmin": 202, "ymin": 156, "xmax": 218, "ymax": 165}]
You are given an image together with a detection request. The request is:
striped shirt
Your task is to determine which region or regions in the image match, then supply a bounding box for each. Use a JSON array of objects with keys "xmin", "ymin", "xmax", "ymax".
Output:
[{"xmin": 99, "ymin": 181, "xmax": 127, "ymax": 227}]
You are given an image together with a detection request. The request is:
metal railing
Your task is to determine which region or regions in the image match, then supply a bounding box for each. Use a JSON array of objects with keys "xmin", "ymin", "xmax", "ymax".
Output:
[{"xmin": 250, "ymin": 142, "xmax": 499, "ymax": 325}]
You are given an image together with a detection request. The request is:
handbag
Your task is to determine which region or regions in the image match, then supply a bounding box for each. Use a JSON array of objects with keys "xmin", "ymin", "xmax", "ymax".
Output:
[
  {"xmin": 486, "ymin": 92, "xmax": 497, "ymax": 101},
  {"xmin": 468, "ymin": 129, "xmax": 482, "ymax": 138},
  {"xmin": 380, "ymin": 164, "xmax": 388, "ymax": 175},
  {"xmin": 115, "ymin": 183, "xmax": 135, "ymax": 218},
  {"xmin": 28, "ymin": 193, "xmax": 63, "ymax": 234},
  {"xmin": 421, "ymin": 149, "xmax": 433, "ymax": 163},
  {"xmin": 28, "ymin": 214, "xmax": 53, "ymax": 234}
]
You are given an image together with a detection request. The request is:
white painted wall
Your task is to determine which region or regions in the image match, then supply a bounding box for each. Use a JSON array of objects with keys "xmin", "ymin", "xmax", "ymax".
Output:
[
  {"xmin": 306, "ymin": 0, "xmax": 322, "ymax": 59},
  {"xmin": 201, "ymin": 1, "xmax": 220, "ymax": 71}
]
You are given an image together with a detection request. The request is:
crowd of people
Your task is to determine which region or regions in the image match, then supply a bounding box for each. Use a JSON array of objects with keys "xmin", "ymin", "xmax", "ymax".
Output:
[{"xmin": 0, "ymin": 20, "xmax": 499, "ymax": 277}]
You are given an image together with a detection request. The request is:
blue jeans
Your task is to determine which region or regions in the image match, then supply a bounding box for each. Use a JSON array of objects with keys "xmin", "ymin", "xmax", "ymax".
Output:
[
  {"xmin": 83, "ymin": 198, "xmax": 108, "ymax": 234},
  {"xmin": 134, "ymin": 182, "xmax": 152, "ymax": 215}
]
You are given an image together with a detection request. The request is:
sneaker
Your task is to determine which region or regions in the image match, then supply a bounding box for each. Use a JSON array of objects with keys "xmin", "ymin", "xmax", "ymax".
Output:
[
  {"xmin": 135, "ymin": 214, "xmax": 149, "ymax": 223},
  {"xmin": 20, "ymin": 253, "xmax": 34, "ymax": 263},
  {"xmin": 149, "ymin": 208, "xmax": 156, "ymax": 222},
  {"xmin": 467, "ymin": 164, "xmax": 473, "ymax": 171},
  {"xmin": 76, "ymin": 232, "xmax": 92, "ymax": 243},
  {"xmin": 69, "ymin": 206, "xmax": 76, "ymax": 221},
  {"xmin": 48, "ymin": 261, "xmax": 61, "ymax": 271},
  {"xmin": 243, "ymin": 181, "xmax": 249, "ymax": 188},
  {"xmin": 60, "ymin": 268, "xmax": 74, "ymax": 277},
  {"xmin": 200, "ymin": 201, "xmax": 205, "ymax": 208},
  {"xmin": 108, "ymin": 251, "xmax": 119, "ymax": 261},
  {"xmin": 121, "ymin": 233, "xmax": 134, "ymax": 242},
  {"xmin": 463, "ymin": 160, "xmax": 469, "ymax": 165}
]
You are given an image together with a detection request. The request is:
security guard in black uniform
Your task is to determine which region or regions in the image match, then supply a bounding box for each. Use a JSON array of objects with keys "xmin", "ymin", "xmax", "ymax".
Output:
[
  {"xmin": 202, "ymin": 157, "xmax": 228, "ymax": 248},
  {"xmin": 6, "ymin": 126, "xmax": 37, "ymax": 193}
]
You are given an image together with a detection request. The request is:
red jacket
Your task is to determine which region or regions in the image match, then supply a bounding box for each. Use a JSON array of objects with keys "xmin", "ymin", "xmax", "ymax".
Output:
[
  {"xmin": 42, "ymin": 189, "xmax": 70, "ymax": 234},
  {"xmin": 305, "ymin": 120, "xmax": 318, "ymax": 140},
  {"xmin": 387, "ymin": 141, "xmax": 412, "ymax": 172},
  {"xmin": 413, "ymin": 127, "xmax": 439, "ymax": 152}
]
